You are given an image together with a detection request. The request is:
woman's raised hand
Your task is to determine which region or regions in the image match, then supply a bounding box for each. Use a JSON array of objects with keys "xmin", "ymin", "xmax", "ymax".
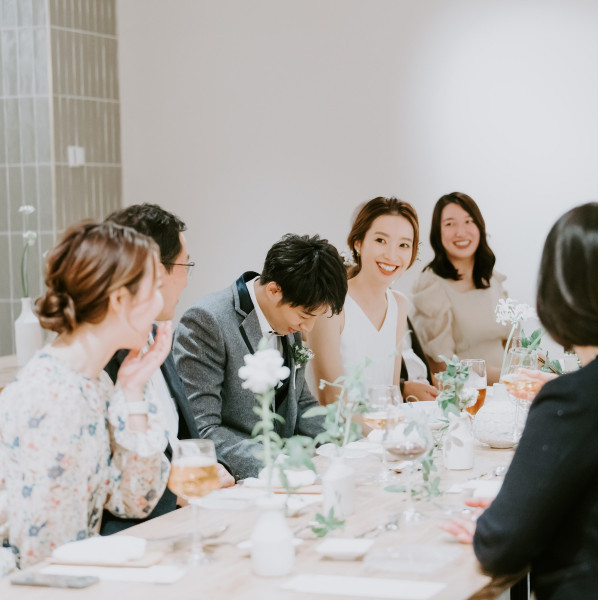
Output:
[{"xmin": 117, "ymin": 321, "xmax": 173, "ymax": 395}]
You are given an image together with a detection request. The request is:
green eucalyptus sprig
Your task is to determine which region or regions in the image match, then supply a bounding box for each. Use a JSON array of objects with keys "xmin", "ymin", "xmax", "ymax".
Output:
[
  {"xmin": 303, "ymin": 358, "xmax": 372, "ymax": 450},
  {"xmin": 539, "ymin": 351, "xmax": 563, "ymax": 375},
  {"xmin": 310, "ymin": 507, "xmax": 345, "ymax": 538},
  {"xmin": 434, "ymin": 355, "xmax": 477, "ymax": 418}
]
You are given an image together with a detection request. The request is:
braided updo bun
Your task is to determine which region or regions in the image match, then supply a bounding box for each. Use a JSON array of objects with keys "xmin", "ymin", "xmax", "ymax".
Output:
[{"xmin": 36, "ymin": 221, "xmax": 159, "ymax": 334}]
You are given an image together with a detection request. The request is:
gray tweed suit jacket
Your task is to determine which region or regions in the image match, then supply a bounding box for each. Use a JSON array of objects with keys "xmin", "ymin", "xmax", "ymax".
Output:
[{"xmin": 173, "ymin": 272, "xmax": 325, "ymax": 480}]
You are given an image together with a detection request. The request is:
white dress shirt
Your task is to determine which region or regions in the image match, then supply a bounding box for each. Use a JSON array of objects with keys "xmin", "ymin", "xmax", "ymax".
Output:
[
  {"xmin": 147, "ymin": 332, "xmax": 180, "ymax": 446},
  {"xmin": 246, "ymin": 276, "xmax": 284, "ymax": 355}
]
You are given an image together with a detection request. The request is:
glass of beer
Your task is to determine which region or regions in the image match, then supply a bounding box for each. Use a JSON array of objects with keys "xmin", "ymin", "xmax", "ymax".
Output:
[
  {"xmin": 365, "ymin": 385, "xmax": 402, "ymax": 482},
  {"xmin": 167, "ymin": 439, "xmax": 220, "ymax": 564},
  {"xmin": 460, "ymin": 359, "xmax": 487, "ymax": 416}
]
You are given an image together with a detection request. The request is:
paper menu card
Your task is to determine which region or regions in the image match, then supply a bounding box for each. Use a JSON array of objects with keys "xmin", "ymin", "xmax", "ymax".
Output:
[{"xmin": 281, "ymin": 573, "xmax": 446, "ymax": 599}]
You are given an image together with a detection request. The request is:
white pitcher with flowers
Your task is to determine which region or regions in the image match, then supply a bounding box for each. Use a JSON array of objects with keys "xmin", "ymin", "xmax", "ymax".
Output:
[{"xmin": 238, "ymin": 340, "xmax": 316, "ymax": 577}]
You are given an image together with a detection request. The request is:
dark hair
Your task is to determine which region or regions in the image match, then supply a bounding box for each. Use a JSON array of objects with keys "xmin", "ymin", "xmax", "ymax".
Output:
[
  {"xmin": 36, "ymin": 221, "xmax": 159, "ymax": 334},
  {"xmin": 260, "ymin": 234, "xmax": 347, "ymax": 314},
  {"xmin": 425, "ymin": 192, "xmax": 496, "ymax": 289},
  {"xmin": 537, "ymin": 202, "xmax": 597, "ymax": 349},
  {"xmin": 106, "ymin": 203, "xmax": 186, "ymax": 272},
  {"xmin": 347, "ymin": 197, "xmax": 419, "ymax": 278}
]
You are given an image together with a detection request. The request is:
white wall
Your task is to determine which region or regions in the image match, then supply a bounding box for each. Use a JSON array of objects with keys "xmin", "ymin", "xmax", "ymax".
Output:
[{"xmin": 116, "ymin": 0, "xmax": 597, "ymax": 349}]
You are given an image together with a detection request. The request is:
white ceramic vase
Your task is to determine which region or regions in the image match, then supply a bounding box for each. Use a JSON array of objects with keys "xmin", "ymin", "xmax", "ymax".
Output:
[
  {"xmin": 15, "ymin": 298, "xmax": 43, "ymax": 366},
  {"xmin": 443, "ymin": 412, "xmax": 474, "ymax": 470},
  {"xmin": 250, "ymin": 495, "xmax": 294, "ymax": 577},
  {"xmin": 473, "ymin": 383, "xmax": 517, "ymax": 449},
  {"xmin": 322, "ymin": 456, "xmax": 355, "ymax": 518}
]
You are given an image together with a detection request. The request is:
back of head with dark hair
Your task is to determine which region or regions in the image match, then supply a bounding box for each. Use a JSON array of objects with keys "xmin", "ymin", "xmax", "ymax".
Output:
[
  {"xmin": 347, "ymin": 197, "xmax": 420, "ymax": 279},
  {"xmin": 36, "ymin": 221, "xmax": 158, "ymax": 334},
  {"xmin": 537, "ymin": 202, "xmax": 597, "ymax": 349},
  {"xmin": 426, "ymin": 192, "xmax": 495, "ymax": 289},
  {"xmin": 259, "ymin": 234, "xmax": 347, "ymax": 314},
  {"xmin": 106, "ymin": 203, "xmax": 186, "ymax": 271}
]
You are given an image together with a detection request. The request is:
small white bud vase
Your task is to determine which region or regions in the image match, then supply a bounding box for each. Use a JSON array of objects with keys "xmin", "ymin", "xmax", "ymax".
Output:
[
  {"xmin": 322, "ymin": 456, "xmax": 355, "ymax": 518},
  {"xmin": 443, "ymin": 412, "xmax": 474, "ymax": 470},
  {"xmin": 250, "ymin": 495, "xmax": 294, "ymax": 577},
  {"xmin": 473, "ymin": 384, "xmax": 517, "ymax": 449},
  {"xmin": 15, "ymin": 298, "xmax": 43, "ymax": 366}
]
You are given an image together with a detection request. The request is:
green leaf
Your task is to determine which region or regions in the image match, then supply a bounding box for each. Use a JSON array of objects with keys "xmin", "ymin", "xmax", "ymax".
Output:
[
  {"xmin": 384, "ymin": 484, "xmax": 407, "ymax": 494},
  {"xmin": 303, "ymin": 406, "xmax": 327, "ymax": 419}
]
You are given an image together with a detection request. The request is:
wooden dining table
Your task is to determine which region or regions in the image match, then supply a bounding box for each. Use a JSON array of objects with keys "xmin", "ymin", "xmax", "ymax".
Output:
[{"xmin": 1, "ymin": 441, "xmax": 521, "ymax": 600}]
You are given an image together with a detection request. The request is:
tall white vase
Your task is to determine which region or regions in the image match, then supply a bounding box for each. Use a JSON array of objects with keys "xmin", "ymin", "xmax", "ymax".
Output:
[
  {"xmin": 322, "ymin": 456, "xmax": 355, "ymax": 518},
  {"xmin": 443, "ymin": 412, "xmax": 475, "ymax": 470},
  {"xmin": 15, "ymin": 298, "xmax": 43, "ymax": 366},
  {"xmin": 250, "ymin": 496, "xmax": 294, "ymax": 577}
]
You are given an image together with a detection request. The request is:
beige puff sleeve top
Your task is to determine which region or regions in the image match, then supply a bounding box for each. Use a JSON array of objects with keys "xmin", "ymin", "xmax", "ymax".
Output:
[{"xmin": 411, "ymin": 269, "xmax": 511, "ymax": 370}]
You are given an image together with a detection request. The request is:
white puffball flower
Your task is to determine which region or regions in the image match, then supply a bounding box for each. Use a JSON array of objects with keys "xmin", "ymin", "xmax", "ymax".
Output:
[
  {"xmin": 18, "ymin": 205, "xmax": 35, "ymax": 215},
  {"xmin": 22, "ymin": 231, "xmax": 37, "ymax": 246},
  {"xmin": 495, "ymin": 298, "xmax": 535, "ymax": 326},
  {"xmin": 238, "ymin": 348, "xmax": 290, "ymax": 394}
]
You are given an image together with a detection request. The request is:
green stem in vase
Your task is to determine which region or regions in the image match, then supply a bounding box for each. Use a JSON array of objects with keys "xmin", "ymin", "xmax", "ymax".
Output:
[
  {"xmin": 500, "ymin": 323, "xmax": 517, "ymax": 381},
  {"xmin": 20, "ymin": 243, "xmax": 29, "ymax": 298}
]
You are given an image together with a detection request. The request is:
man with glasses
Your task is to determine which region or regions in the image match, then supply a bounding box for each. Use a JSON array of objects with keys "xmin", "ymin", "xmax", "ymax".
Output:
[{"xmin": 100, "ymin": 203, "xmax": 234, "ymax": 535}]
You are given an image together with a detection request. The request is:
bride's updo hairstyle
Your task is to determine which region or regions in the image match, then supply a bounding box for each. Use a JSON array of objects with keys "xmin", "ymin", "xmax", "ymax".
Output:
[
  {"xmin": 346, "ymin": 196, "xmax": 419, "ymax": 279},
  {"xmin": 37, "ymin": 221, "xmax": 159, "ymax": 334}
]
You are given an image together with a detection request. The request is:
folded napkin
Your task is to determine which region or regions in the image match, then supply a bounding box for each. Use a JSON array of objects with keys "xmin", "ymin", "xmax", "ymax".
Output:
[
  {"xmin": 316, "ymin": 442, "xmax": 371, "ymax": 459},
  {"xmin": 243, "ymin": 478, "xmax": 322, "ymax": 494},
  {"xmin": 52, "ymin": 536, "xmax": 146, "ymax": 565},
  {"xmin": 446, "ymin": 480, "xmax": 503, "ymax": 498},
  {"xmin": 42, "ymin": 564, "xmax": 186, "ymax": 584},
  {"xmin": 257, "ymin": 467, "xmax": 317, "ymax": 488},
  {"xmin": 281, "ymin": 574, "xmax": 446, "ymax": 599},
  {"xmin": 198, "ymin": 486, "xmax": 265, "ymax": 510}
]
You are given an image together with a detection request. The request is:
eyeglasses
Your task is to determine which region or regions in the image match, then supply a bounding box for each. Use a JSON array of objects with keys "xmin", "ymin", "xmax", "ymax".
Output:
[{"xmin": 164, "ymin": 261, "xmax": 195, "ymax": 275}]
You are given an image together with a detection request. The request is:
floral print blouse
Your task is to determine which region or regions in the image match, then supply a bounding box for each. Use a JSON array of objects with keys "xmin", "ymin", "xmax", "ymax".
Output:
[{"xmin": 0, "ymin": 351, "xmax": 170, "ymax": 569}]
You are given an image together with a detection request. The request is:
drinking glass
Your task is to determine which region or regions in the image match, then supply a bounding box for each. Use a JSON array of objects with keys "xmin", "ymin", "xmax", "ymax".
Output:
[
  {"xmin": 383, "ymin": 405, "xmax": 432, "ymax": 522},
  {"xmin": 364, "ymin": 385, "xmax": 402, "ymax": 482},
  {"xmin": 167, "ymin": 439, "xmax": 221, "ymax": 564},
  {"xmin": 460, "ymin": 359, "xmax": 487, "ymax": 416},
  {"xmin": 500, "ymin": 348, "xmax": 541, "ymax": 442},
  {"xmin": 501, "ymin": 348, "xmax": 541, "ymax": 400}
]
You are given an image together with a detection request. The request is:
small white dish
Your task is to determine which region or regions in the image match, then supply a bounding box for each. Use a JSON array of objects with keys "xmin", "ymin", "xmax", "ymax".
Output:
[
  {"xmin": 315, "ymin": 538, "xmax": 374, "ymax": 560},
  {"xmin": 316, "ymin": 443, "xmax": 369, "ymax": 459},
  {"xmin": 236, "ymin": 538, "xmax": 303, "ymax": 557}
]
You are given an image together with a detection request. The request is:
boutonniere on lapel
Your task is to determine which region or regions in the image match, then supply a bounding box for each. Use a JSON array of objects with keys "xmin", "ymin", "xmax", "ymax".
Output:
[{"xmin": 291, "ymin": 343, "xmax": 314, "ymax": 390}]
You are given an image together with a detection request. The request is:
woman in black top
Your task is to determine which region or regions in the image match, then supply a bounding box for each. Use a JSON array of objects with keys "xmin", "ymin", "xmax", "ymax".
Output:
[{"xmin": 443, "ymin": 202, "xmax": 598, "ymax": 600}]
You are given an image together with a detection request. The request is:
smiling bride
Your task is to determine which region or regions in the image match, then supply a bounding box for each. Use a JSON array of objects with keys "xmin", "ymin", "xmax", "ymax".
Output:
[{"xmin": 309, "ymin": 197, "xmax": 437, "ymax": 405}]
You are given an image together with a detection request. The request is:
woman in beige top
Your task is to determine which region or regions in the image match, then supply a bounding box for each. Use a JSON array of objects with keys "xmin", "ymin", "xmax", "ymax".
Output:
[{"xmin": 412, "ymin": 192, "xmax": 510, "ymax": 383}]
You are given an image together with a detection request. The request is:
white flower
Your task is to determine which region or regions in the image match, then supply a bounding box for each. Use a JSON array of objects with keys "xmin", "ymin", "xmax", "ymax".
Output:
[
  {"xmin": 238, "ymin": 348, "xmax": 290, "ymax": 394},
  {"xmin": 339, "ymin": 248, "xmax": 356, "ymax": 268},
  {"xmin": 18, "ymin": 205, "xmax": 35, "ymax": 216},
  {"xmin": 495, "ymin": 298, "xmax": 535, "ymax": 326},
  {"xmin": 22, "ymin": 231, "xmax": 37, "ymax": 246}
]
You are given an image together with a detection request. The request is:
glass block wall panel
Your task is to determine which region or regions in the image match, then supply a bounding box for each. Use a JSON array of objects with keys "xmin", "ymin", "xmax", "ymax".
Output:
[{"xmin": 1, "ymin": 0, "xmax": 121, "ymax": 356}]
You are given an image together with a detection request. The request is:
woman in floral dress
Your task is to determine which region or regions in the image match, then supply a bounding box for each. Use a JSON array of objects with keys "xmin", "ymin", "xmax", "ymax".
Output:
[{"xmin": 0, "ymin": 221, "xmax": 172, "ymax": 570}]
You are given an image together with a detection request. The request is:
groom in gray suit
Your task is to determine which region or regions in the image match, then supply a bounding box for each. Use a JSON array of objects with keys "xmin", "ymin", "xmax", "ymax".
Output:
[{"xmin": 174, "ymin": 234, "xmax": 347, "ymax": 480}]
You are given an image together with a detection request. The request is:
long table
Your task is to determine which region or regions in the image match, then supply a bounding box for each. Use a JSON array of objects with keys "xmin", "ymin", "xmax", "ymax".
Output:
[{"xmin": 1, "ymin": 443, "xmax": 521, "ymax": 600}]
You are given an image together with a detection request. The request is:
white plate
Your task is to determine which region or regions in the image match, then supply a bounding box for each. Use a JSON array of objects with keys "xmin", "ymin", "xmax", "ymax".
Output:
[
  {"xmin": 315, "ymin": 443, "xmax": 369, "ymax": 459},
  {"xmin": 315, "ymin": 538, "xmax": 374, "ymax": 560},
  {"xmin": 237, "ymin": 538, "xmax": 303, "ymax": 557}
]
